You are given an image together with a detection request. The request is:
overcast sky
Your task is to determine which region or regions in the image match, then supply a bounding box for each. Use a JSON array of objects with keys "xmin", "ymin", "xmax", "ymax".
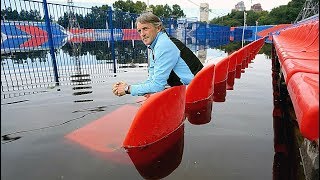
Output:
[
  {"xmin": 49, "ymin": 0, "xmax": 291, "ymax": 19},
  {"xmin": 4, "ymin": 0, "xmax": 292, "ymax": 20},
  {"xmin": 48, "ymin": 0, "xmax": 291, "ymax": 10}
]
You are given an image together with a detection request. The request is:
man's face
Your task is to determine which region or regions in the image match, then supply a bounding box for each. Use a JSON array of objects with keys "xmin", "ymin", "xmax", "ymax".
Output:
[{"xmin": 136, "ymin": 22, "xmax": 161, "ymax": 46}]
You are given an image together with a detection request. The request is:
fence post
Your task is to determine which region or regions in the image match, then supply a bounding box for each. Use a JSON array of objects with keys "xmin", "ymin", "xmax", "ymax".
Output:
[
  {"xmin": 168, "ymin": 18, "xmax": 172, "ymax": 35},
  {"xmin": 205, "ymin": 23, "xmax": 207, "ymax": 47},
  {"xmin": 195, "ymin": 22, "xmax": 198, "ymax": 50},
  {"xmin": 42, "ymin": 0, "xmax": 59, "ymax": 84},
  {"xmin": 184, "ymin": 19, "xmax": 187, "ymax": 45},
  {"xmin": 107, "ymin": 7, "xmax": 116, "ymax": 74}
]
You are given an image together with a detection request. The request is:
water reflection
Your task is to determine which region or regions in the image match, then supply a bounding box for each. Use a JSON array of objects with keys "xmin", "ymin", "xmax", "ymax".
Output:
[
  {"xmin": 197, "ymin": 48, "xmax": 207, "ymax": 64},
  {"xmin": 125, "ymin": 124, "xmax": 184, "ymax": 179},
  {"xmin": 271, "ymin": 51, "xmax": 303, "ymax": 179},
  {"xmin": 272, "ymin": 70, "xmax": 292, "ymax": 180},
  {"xmin": 213, "ymin": 80, "xmax": 227, "ymax": 102},
  {"xmin": 71, "ymin": 74, "xmax": 93, "ymax": 95},
  {"xmin": 185, "ymin": 99, "xmax": 213, "ymax": 125},
  {"xmin": 1, "ymin": 135, "xmax": 21, "ymax": 144},
  {"xmin": 1, "ymin": 26, "xmax": 264, "ymax": 94},
  {"xmin": 226, "ymin": 70, "xmax": 236, "ymax": 90},
  {"xmin": 184, "ymin": 84, "xmax": 228, "ymax": 125},
  {"xmin": 68, "ymin": 41, "xmax": 94, "ymax": 103}
]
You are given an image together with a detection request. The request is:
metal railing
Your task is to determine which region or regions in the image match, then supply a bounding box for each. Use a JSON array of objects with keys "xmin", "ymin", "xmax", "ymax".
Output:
[{"xmin": 1, "ymin": 0, "xmax": 231, "ymax": 95}]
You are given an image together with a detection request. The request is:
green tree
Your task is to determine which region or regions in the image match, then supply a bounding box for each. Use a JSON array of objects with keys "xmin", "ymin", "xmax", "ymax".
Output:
[
  {"xmin": 112, "ymin": 0, "xmax": 146, "ymax": 14},
  {"xmin": 172, "ymin": 4, "xmax": 185, "ymax": 18},
  {"xmin": 1, "ymin": 7, "xmax": 19, "ymax": 20},
  {"xmin": 246, "ymin": 10, "xmax": 260, "ymax": 26},
  {"xmin": 58, "ymin": 12, "xmax": 70, "ymax": 28},
  {"xmin": 1, "ymin": 7, "xmax": 42, "ymax": 21},
  {"xmin": 210, "ymin": 10, "xmax": 244, "ymax": 26},
  {"xmin": 112, "ymin": 0, "xmax": 185, "ymax": 18},
  {"xmin": 209, "ymin": 0, "xmax": 305, "ymax": 26},
  {"xmin": 268, "ymin": 0, "xmax": 304, "ymax": 24},
  {"xmin": 256, "ymin": 11, "xmax": 271, "ymax": 25},
  {"xmin": 85, "ymin": 6, "xmax": 107, "ymax": 29},
  {"xmin": 133, "ymin": 1, "xmax": 147, "ymax": 14},
  {"xmin": 150, "ymin": 4, "xmax": 172, "ymax": 18},
  {"xmin": 268, "ymin": 5, "xmax": 291, "ymax": 24}
]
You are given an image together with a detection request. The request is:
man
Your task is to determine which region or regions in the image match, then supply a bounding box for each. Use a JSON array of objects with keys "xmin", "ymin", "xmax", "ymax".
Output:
[{"xmin": 112, "ymin": 12, "xmax": 203, "ymax": 96}]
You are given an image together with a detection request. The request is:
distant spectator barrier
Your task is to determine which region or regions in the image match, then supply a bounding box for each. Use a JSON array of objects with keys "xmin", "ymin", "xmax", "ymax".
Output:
[{"xmin": 1, "ymin": 0, "xmax": 230, "ymax": 94}]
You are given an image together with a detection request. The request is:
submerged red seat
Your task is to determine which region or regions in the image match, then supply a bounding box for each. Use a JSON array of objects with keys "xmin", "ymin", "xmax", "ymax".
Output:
[
  {"xmin": 227, "ymin": 51, "xmax": 238, "ymax": 90},
  {"xmin": 214, "ymin": 57, "xmax": 229, "ymax": 84},
  {"xmin": 185, "ymin": 63, "xmax": 215, "ymax": 103},
  {"xmin": 273, "ymin": 20, "xmax": 319, "ymax": 68},
  {"xmin": 274, "ymin": 21, "xmax": 318, "ymax": 47},
  {"xmin": 213, "ymin": 57, "xmax": 229, "ymax": 102},
  {"xmin": 277, "ymin": 50, "xmax": 319, "ymax": 64},
  {"xmin": 123, "ymin": 85, "xmax": 186, "ymax": 147},
  {"xmin": 241, "ymin": 46, "xmax": 248, "ymax": 69},
  {"xmin": 66, "ymin": 85, "xmax": 187, "ymax": 155},
  {"xmin": 273, "ymin": 19, "xmax": 319, "ymax": 141},
  {"xmin": 65, "ymin": 105, "xmax": 139, "ymax": 155},
  {"xmin": 274, "ymin": 21, "xmax": 319, "ymax": 53},
  {"xmin": 185, "ymin": 63, "xmax": 215, "ymax": 124},
  {"xmin": 281, "ymin": 59, "xmax": 319, "ymax": 83},
  {"xmin": 276, "ymin": 32, "xmax": 319, "ymax": 53},
  {"xmin": 235, "ymin": 48, "xmax": 244, "ymax": 78},
  {"xmin": 227, "ymin": 51, "xmax": 237, "ymax": 73},
  {"xmin": 287, "ymin": 73, "xmax": 319, "ymax": 141}
]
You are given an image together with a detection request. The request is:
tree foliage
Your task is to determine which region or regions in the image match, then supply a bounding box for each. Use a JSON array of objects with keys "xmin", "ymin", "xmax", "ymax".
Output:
[
  {"xmin": 113, "ymin": 0, "xmax": 185, "ymax": 18},
  {"xmin": 113, "ymin": 0, "xmax": 147, "ymax": 14},
  {"xmin": 172, "ymin": 4, "xmax": 185, "ymax": 18},
  {"xmin": 2, "ymin": 0, "xmax": 305, "ymax": 28},
  {"xmin": 210, "ymin": 0, "xmax": 305, "ymax": 26},
  {"xmin": 1, "ymin": 7, "xmax": 42, "ymax": 21}
]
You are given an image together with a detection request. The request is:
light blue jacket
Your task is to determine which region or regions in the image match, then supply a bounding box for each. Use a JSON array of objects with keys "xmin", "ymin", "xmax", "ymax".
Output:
[{"xmin": 130, "ymin": 31, "xmax": 194, "ymax": 96}]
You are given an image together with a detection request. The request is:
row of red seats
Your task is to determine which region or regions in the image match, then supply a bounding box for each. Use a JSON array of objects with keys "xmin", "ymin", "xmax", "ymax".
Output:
[
  {"xmin": 64, "ymin": 38, "xmax": 266, "ymax": 177},
  {"xmin": 123, "ymin": 38, "xmax": 266, "ymax": 147},
  {"xmin": 65, "ymin": 38, "xmax": 267, "ymax": 152},
  {"xmin": 186, "ymin": 37, "xmax": 265, "ymax": 104},
  {"xmin": 272, "ymin": 19, "xmax": 319, "ymax": 141}
]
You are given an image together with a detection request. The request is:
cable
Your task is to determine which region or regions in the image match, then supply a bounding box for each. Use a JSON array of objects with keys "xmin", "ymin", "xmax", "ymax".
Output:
[{"xmin": 186, "ymin": 0, "xmax": 200, "ymax": 7}]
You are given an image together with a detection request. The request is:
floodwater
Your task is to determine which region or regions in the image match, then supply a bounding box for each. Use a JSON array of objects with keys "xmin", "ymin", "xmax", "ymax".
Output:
[{"xmin": 1, "ymin": 45, "xmax": 285, "ymax": 180}]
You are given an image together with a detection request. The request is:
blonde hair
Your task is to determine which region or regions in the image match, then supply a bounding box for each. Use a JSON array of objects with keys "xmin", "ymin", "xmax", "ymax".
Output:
[{"xmin": 136, "ymin": 12, "xmax": 165, "ymax": 31}]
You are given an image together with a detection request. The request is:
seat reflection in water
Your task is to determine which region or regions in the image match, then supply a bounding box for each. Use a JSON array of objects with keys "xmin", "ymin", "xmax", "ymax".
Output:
[
  {"xmin": 185, "ymin": 99, "xmax": 213, "ymax": 125},
  {"xmin": 213, "ymin": 57, "xmax": 229, "ymax": 102},
  {"xmin": 125, "ymin": 124, "xmax": 184, "ymax": 180},
  {"xmin": 212, "ymin": 82, "xmax": 227, "ymax": 102},
  {"xmin": 185, "ymin": 63, "xmax": 215, "ymax": 125}
]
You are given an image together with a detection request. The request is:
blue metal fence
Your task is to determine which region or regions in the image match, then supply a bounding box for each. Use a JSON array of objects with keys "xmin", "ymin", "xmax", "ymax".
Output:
[{"xmin": 1, "ymin": 0, "xmax": 231, "ymax": 94}]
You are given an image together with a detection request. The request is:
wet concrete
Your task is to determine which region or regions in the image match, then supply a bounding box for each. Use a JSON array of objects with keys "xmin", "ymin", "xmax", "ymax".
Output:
[{"xmin": 1, "ymin": 53, "xmax": 289, "ymax": 179}]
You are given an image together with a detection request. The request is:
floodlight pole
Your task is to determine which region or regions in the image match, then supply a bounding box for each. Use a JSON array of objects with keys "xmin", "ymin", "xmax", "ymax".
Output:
[
  {"xmin": 241, "ymin": 11, "xmax": 246, "ymax": 47},
  {"xmin": 255, "ymin": 21, "xmax": 258, "ymax": 40}
]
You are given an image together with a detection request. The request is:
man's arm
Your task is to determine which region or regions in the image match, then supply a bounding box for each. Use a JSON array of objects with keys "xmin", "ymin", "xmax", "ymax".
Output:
[{"xmin": 130, "ymin": 42, "xmax": 180, "ymax": 96}]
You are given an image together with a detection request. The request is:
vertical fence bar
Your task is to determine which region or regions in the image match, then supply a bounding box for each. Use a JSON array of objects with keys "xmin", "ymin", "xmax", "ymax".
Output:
[
  {"xmin": 168, "ymin": 18, "xmax": 172, "ymax": 35},
  {"xmin": 108, "ymin": 7, "xmax": 116, "ymax": 74},
  {"xmin": 42, "ymin": 0, "xmax": 59, "ymax": 83},
  {"xmin": 195, "ymin": 22, "xmax": 198, "ymax": 50},
  {"xmin": 204, "ymin": 23, "xmax": 209, "ymax": 48},
  {"xmin": 184, "ymin": 19, "xmax": 187, "ymax": 44}
]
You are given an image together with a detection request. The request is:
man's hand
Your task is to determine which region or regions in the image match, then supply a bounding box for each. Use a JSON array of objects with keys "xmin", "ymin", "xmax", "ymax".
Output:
[
  {"xmin": 112, "ymin": 81, "xmax": 128, "ymax": 97},
  {"xmin": 112, "ymin": 82, "xmax": 120, "ymax": 95}
]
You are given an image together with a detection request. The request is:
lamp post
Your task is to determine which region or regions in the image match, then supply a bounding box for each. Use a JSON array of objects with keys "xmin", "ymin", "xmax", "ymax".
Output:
[
  {"xmin": 255, "ymin": 21, "xmax": 258, "ymax": 40},
  {"xmin": 241, "ymin": 11, "xmax": 246, "ymax": 47}
]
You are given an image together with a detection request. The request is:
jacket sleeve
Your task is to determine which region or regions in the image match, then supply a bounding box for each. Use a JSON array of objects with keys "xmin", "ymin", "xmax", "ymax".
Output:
[{"xmin": 130, "ymin": 41, "xmax": 180, "ymax": 96}]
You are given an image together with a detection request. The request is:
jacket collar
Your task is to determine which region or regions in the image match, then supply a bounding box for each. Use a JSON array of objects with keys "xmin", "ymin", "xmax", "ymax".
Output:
[{"xmin": 147, "ymin": 31, "xmax": 164, "ymax": 50}]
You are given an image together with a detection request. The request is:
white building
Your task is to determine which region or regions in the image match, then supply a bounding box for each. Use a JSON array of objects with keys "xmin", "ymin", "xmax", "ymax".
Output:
[
  {"xmin": 235, "ymin": 1, "xmax": 246, "ymax": 11},
  {"xmin": 200, "ymin": 3, "xmax": 209, "ymax": 23}
]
